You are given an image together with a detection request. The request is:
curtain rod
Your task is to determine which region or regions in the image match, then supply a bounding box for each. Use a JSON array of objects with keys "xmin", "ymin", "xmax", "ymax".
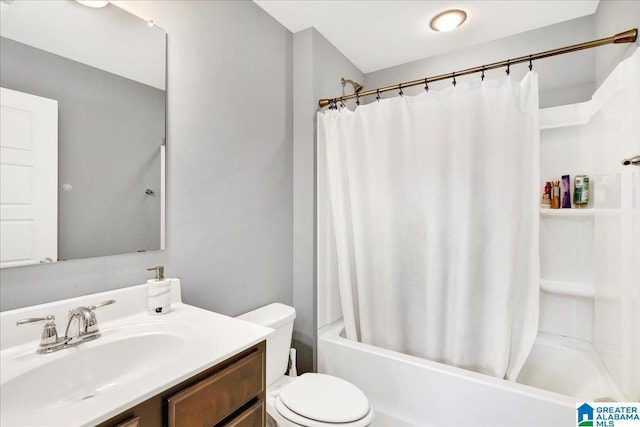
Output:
[{"xmin": 318, "ymin": 28, "xmax": 638, "ymax": 108}]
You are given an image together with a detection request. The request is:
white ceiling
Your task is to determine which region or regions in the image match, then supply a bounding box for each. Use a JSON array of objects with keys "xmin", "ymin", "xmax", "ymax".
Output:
[{"xmin": 253, "ymin": 0, "xmax": 600, "ymax": 73}]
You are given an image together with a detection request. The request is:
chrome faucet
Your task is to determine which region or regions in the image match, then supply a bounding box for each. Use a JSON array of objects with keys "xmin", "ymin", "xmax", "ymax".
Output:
[
  {"xmin": 16, "ymin": 300, "xmax": 115, "ymax": 353},
  {"xmin": 64, "ymin": 306, "xmax": 97, "ymax": 345}
]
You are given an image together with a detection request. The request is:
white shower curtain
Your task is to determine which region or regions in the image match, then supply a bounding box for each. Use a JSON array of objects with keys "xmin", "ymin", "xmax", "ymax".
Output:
[{"xmin": 318, "ymin": 73, "xmax": 540, "ymax": 380}]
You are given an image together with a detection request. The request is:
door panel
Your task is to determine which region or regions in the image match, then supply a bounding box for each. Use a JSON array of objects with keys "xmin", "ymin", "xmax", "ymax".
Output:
[{"xmin": 0, "ymin": 87, "xmax": 57, "ymax": 267}]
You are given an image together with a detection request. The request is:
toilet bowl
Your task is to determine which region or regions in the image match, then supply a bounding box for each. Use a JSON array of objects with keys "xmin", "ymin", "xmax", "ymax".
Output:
[{"xmin": 237, "ymin": 303, "xmax": 373, "ymax": 427}]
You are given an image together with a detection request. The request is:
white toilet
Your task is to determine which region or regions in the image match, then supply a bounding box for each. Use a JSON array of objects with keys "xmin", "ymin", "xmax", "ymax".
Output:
[{"xmin": 237, "ymin": 303, "xmax": 373, "ymax": 427}]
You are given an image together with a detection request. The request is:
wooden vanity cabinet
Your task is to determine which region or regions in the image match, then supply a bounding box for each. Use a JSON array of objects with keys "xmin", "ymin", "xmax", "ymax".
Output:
[{"xmin": 98, "ymin": 341, "xmax": 266, "ymax": 427}]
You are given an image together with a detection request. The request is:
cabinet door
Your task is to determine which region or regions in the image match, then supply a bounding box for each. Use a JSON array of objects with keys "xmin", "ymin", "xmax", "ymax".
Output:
[{"xmin": 167, "ymin": 350, "xmax": 264, "ymax": 427}]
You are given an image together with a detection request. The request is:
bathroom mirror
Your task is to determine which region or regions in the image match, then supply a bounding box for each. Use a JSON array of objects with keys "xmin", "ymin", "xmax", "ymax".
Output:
[{"xmin": 0, "ymin": 0, "xmax": 166, "ymax": 268}]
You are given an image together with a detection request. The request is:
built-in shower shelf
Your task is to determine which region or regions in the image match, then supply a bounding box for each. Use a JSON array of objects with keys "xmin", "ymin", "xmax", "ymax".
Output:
[
  {"xmin": 539, "ymin": 208, "xmax": 619, "ymax": 217},
  {"xmin": 539, "ymin": 101, "xmax": 591, "ymax": 130},
  {"xmin": 540, "ymin": 279, "xmax": 595, "ymax": 298}
]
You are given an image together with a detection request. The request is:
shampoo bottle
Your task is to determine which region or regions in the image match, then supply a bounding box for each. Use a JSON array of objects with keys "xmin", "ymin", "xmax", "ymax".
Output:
[
  {"xmin": 551, "ymin": 180, "xmax": 560, "ymax": 209},
  {"xmin": 147, "ymin": 266, "xmax": 171, "ymax": 315}
]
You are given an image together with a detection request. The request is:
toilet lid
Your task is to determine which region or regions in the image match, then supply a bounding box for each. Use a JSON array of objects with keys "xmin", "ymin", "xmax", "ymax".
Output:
[{"xmin": 278, "ymin": 373, "xmax": 370, "ymax": 423}]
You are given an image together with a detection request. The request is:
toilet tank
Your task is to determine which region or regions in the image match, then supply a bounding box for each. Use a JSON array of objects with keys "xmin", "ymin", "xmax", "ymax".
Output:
[{"xmin": 237, "ymin": 303, "xmax": 296, "ymax": 387}]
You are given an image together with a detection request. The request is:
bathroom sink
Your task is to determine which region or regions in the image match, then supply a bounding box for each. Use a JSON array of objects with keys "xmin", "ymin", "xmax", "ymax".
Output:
[
  {"xmin": 1, "ymin": 328, "xmax": 184, "ymax": 414},
  {"xmin": 0, "ymin": 281, "xmax": 273, "ymax": 426}
]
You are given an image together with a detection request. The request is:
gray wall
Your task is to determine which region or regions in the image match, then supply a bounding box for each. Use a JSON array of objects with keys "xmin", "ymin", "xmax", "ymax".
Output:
[
  {"xmin": 594, "ymin": 0, "xmax": 640, "ymax": 87},
  {"xmin": 293, "ymin": 28, "xmax": 364, "ymax": 373},
  {"xmin": 365, "ymin": 15, "xmax": 597, "ymax": 108},
  {"xmin": 155, "ymin": 0, "xmax": 293, "ymax": 315},
  {"xmin": 1, "ymin": 37, "xmax": 163, "ymax": 261},
  {"xmin": 0, "ymin": 1, "xmax": 293, "ymax": 316}
]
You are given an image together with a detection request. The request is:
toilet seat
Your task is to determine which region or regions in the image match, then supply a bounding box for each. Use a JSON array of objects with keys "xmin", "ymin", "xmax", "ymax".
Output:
[
  {"xmin": 275, "ymin": 397, "xmax": 373, "ymax": 427},
  {"xmin": 273, "ymin": 374, "xmax": 373, "ymax": 427}
]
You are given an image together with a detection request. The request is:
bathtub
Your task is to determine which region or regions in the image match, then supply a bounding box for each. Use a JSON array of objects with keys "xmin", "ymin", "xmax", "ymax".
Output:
[{"xmin": 318, "ymin": 319, "xmax": 581, "ymax": 427}]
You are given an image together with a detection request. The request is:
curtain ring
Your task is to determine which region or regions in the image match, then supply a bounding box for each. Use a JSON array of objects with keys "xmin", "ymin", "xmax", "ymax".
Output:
[
  {"xmin": 356, "ymin": 94, "xmax": 360, "ymax": 106},
  {"xmin": 340, "ymin": 98, "xmax": 345, "ymax": 108},
  {"xmin": 376, "ymin": 89, "xmax": 381, "ymax": 102},
  {"xmin": 481, "ymin": 66, "xmax": 485, "ymax": 81},
  {"xmin": 424, "ymin": 78, "xmax": 429, "ymax": 92},
  {"xmin": 452, "ymin": 72, "xmax": 457, "ymax": 86},
  {"xmin": 506, "ymin": 60, "xmax": 510, "ymax": 76},
  {"xmin": 398, "ymin": 84, "xmax": 404, "ymax": 96},
  {"xmin": 528, "ymin": 55, "xmax": 533, "ymax": 71}
]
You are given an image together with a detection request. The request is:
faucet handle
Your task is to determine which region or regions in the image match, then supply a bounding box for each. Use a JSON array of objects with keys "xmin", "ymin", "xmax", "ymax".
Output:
[
  {"xmin": 84, "ymin": 300, "xmax": 115, "ymax": 335},
  {"xmin": 87, "ymin": 299, "xmax": 115, "ymax": 311},
  {"xmin": 16, "ymin": 315, "xmax": 63, "ymax": 353},
  {"xmin": 16, "ymin": 314, "xmax": 56, "ymax": 326}
]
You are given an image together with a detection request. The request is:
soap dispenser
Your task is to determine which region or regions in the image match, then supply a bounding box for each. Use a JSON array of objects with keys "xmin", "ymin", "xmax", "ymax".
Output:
[{"xmin": 147, "ymin": 266, "xmax": 171, "ymax": 315}]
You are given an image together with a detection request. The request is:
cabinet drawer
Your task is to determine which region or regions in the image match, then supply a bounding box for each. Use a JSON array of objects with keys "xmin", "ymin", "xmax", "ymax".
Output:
[
  {"xmin": 113, "ymin": 416, "xmax": 141, "ymax": 427},
  {"xmin": 167, "ymin": 349, "xmax": 264, "ymax": 427},
  {"xmin": 222, "ymin": 401, "xmax": 264, "ymax": 427}
]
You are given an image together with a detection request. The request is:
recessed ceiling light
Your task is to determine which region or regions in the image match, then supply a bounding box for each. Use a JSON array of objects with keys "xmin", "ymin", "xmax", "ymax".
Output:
[
  {"xmin": 75, "ymin": 0, "xmax": 109, "ymax": 8},
  {"xmin": 430, "ymin": 9, "xmax": 467, "ymax": 32}
]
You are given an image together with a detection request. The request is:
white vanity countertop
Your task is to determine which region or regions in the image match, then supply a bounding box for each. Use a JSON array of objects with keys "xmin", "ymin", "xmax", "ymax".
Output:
[{"xmin": 0, "ymin": 280, "xmax": 273, "ymax": 427}]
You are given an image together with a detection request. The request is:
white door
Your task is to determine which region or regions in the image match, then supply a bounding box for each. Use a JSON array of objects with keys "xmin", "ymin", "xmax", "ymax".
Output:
[{"xmin": 0, "ymin": 87, "xmax": 58, "ymax": 268}]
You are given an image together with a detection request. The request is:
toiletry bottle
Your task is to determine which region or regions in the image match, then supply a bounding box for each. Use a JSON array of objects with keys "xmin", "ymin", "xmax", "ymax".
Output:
[
  {"xmin": 541, "ymin": 181, "xmax": 552, "ymax": 208},
  {"xmin": 551, "ymin": 180, "xmax": 560, "ymax": 209},
  {"xmin": 561, "ymin": 175, "xmax": 571, "ymax": 208},
  {"xmin": 147, "ymin": 266, "xmax": 171, "ymax": 315},
  {"xmin": 574, "ymin": 175, "xmax": 589, "ymax": 208}
]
